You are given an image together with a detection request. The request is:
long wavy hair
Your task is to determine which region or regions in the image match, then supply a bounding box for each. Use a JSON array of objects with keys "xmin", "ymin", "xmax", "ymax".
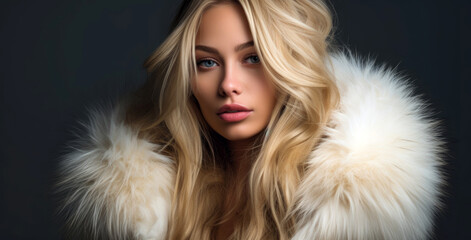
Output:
[{"xmin": 125, "ymin": 0, "xmax": 339, "ymax": 239}]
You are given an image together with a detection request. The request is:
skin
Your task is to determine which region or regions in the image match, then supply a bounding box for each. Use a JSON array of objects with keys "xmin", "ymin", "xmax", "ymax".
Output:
[
  {"xmin": 191, "ymin": 3, "xmax": 277, "ymax": 238},
  {"xmin": 192, "ymin": 3, "xmax": 276, "ymax": 147}
]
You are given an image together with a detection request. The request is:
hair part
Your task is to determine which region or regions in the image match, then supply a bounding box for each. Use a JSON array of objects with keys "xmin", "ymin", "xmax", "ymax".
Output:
[{"xmin": 125, "ymin": 0, "xmax": 338, "ymax": 239}]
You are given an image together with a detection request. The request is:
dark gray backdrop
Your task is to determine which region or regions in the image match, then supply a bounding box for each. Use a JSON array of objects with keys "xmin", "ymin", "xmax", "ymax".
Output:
[{"xmin": 1, "ymin": 0, "xmax": 469, "ymax": 239}]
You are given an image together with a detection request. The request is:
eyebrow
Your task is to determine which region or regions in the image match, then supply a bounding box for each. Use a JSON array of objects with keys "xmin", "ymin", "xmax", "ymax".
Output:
[
  {"xmin": 234, "ymin": 41, "xmax": 254, "ymax": 52},
  {"xmin": 195, "ymin": 41, "xmax": 254, "ymax": 55}
]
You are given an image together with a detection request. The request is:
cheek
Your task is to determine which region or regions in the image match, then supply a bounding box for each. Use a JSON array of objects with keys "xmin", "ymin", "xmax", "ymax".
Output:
[
  {"xmin": 250, "ymin": 73, "xmax": 277, "ymax": 109},
  {"xmin": 192, "ymin": 91, "xmax": 214, "ymax": 130},
  {"xmin": 192, "ymin": 71, "xmax": 220, "ymax": 96},
  {"xmin": 191, "ymin": 76, "xmax": 217, "ymax": 116}
]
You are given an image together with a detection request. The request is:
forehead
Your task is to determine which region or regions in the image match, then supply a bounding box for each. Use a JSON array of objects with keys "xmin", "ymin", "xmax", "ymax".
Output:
[{"xmin": 196, "ymin": 3, "xmax": 252, "ymax": 46}]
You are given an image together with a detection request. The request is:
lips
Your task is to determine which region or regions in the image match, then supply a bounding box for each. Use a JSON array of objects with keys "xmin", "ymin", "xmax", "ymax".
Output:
[{"xmin": 217, "ymin": 104, "xmax": 252, "ymax": 122}]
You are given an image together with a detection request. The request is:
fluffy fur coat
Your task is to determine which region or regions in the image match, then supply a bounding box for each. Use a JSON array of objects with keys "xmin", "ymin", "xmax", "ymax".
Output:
[{"xmin": 57, "ymin": 53, "xmax": 443, "ymax": 240}]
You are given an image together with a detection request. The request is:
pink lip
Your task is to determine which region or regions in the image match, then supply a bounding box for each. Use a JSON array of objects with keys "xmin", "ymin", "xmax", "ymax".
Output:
[{"xmin": 217, "ymin": 104, "xmax": 252, "ymax": 122}]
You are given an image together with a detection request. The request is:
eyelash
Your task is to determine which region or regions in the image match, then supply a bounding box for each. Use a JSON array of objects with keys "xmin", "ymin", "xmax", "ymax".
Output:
[
  {"xmin": 197, "ymin": 58, "xmax": 219, "ymax": 69},
  {"xmin": 196, "ymin": 54, "xmax": 260, "ymax": 70},
  {"xmin": 245, "ymin": 55, "xmax": 260, "ymax": 64}
]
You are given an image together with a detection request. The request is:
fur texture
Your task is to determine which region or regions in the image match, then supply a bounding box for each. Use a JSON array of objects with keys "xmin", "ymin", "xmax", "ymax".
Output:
[
  {"xmin": 57, "ymin": 53, "xmax": 443, "ymax": 239},
  {"xmin": 57, "ymin": 107, "xmax": 175, "ymax": 240}
]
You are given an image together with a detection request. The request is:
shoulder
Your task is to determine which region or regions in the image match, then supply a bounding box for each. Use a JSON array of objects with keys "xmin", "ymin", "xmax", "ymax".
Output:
[
  {"xmin": 293, "ymin": 52, "xmax": 444, "ymax": 239},
  {"xmin": 56, "ymin": 104, "xmax": 174, "ymax": 239}
]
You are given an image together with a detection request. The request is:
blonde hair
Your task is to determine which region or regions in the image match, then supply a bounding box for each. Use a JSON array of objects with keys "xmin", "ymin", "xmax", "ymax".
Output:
[{"xmin": 126, "ymin": 0, "xmax": 338, "ymax": 239}]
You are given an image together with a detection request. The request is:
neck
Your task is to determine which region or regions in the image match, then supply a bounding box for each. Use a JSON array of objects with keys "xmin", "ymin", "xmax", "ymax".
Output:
[
  {"xmin": 228, "ymin": 135, "xmax": 259, "ymax": 175},
  {"xmin": 215, "ymin": 137, "xmax": 258, "ymax": 239}
]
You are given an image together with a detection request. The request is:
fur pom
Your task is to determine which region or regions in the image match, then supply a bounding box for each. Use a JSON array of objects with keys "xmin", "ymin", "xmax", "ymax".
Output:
[
  {"xmin": 57, "ymin": 106, "xmax": 175, "ymax": 240},
  {"xmin": 292, "ymin": 53, "xmax": 443, "ymax": 240}
]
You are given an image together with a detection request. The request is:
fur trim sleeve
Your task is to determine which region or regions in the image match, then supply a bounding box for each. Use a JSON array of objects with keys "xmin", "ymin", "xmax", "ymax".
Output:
[
  {"xmin": 292, "ymin": 53, "xmax": 443, "ymax": 240},
  {"xmin": 56, "ymin": 106, "xmax": 175, "ymax": 240}
]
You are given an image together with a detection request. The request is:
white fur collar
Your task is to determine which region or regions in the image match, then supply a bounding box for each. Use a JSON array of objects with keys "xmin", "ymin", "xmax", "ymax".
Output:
[{"xmin": 58, "ymin": 52, "xmax": 443, "ymax": 239}]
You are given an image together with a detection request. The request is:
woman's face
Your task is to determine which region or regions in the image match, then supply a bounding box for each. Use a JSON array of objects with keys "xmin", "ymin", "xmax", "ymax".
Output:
[{"xmin": 192, "ymin": 3, "xmax": 276, "ymax": 142}]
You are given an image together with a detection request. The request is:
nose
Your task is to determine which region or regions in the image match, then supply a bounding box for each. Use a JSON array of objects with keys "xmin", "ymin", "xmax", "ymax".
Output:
[{"xmin": 218, "ymin": 62, "xmax": 242, "ymax": 97}]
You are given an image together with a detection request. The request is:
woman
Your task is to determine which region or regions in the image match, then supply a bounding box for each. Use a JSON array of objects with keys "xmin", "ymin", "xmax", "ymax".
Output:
[{"xmin": 57, "ymin": 0, "xmax": 443, "ymax": 239}]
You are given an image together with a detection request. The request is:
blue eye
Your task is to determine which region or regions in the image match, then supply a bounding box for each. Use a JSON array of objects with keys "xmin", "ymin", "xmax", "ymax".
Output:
[
  {"xmin": 245, "ymin": 55, "xmax": 260, "ymax": 64},
  {"xmin": 198, "ymin": 59, "xmax": 218, "ymax": 68}
]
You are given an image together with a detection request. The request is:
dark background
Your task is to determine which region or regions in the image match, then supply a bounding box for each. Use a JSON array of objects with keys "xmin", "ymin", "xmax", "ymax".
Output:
[{"xmin": 1, "ymin": 0, "xmax": 469, "ymax": 239}]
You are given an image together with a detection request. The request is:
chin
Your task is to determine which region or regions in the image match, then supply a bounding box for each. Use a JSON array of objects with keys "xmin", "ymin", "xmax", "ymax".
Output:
[{"xmin": 217, "ymin": 128, "xmax": 265, "ymax": 142}]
